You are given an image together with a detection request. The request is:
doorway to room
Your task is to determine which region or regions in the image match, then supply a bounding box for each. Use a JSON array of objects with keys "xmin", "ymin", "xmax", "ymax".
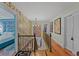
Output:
[
  {"xmin": 64, "ymin": 15, "xmax": 74, "ymax": 53},
  {"xmin": 0, "ymin": 5, "xmax": 17, "ymax": 56},
  {"xmin": 64, "ymin": 11, "xmax": 79, "ymax": 55}
]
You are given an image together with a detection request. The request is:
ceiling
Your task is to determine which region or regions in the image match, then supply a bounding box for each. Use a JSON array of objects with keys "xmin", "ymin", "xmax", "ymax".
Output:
[{"xmin": 13, "ymin": 2, "xmax": 79, "ymax": 21}]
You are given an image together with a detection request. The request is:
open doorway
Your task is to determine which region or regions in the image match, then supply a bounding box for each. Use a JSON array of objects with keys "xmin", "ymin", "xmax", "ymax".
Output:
[{"xmin": 0, "ymin": 5, "xmax": 17, "ymax": 56}]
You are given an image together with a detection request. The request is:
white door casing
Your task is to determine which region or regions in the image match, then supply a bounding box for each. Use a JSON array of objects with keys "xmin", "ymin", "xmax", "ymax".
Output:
[
  {"xmin": 65, "ymin": 15, "xmax": 74, "ymax": 53},
  {"xmin": 73, "ymin": 12, "xmax": 79, "ymax": 55}
]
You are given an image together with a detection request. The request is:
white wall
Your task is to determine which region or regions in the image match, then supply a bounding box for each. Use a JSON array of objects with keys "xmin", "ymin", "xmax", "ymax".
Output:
[
  {"xmin": 51, "ymin": 17, "xmax": 64, "ymax": 47},
  {"xmin": 32, "ymin": 21, "xmax": 50, "ymax": 35},
  {"xmin": 50, "ymin": 5, "xmax": 79, "ymax": 48},
  {"xmin": 31, "ymin": 4, "xmax": 79, "ymax": 48}
]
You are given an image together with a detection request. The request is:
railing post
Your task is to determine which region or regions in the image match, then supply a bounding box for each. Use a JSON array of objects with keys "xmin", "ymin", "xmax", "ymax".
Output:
[
  {"xmin": 49, "ymin": 33, "xmax": 52, "ymax": 52},
  {"xmin": 18, "ymin": 33, "xmax": 19, "ymax": 51},
  {"xmin": 33, "ymin": 33, "xmax": 38, "ymax": 52},
  {"xmin": 34, "ymin": 33, "xmax": 36, "ymax": 52}
]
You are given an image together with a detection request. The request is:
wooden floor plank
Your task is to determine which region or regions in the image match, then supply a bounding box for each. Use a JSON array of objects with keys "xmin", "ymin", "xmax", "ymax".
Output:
[
  {"xmin": 31, "ymin": 50, "xmax": 46, "ymax": 56},
  {"xmin": 30, "ymin": 33, "xmax": 74, "ymax": 56},
  {"xmin": 31, "ymin": 39, "xmax": 74, "ymax": 56}
]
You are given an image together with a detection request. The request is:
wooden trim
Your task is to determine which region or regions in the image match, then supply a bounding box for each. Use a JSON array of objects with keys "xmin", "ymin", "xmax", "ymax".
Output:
[{"xmin": 18, "ymin": 35, "xmax": 34, "ymax": 37}]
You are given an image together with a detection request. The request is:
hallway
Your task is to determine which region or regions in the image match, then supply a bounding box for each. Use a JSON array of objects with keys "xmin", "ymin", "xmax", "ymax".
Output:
[
  {"xmin": 16, "ymin": 32, "xmax": 74, "ymax": 56},
  {"xmin": 0, "ymin": 2, "xmax": 79, "ymax": 56},
  {"xmin": 31, "ymin": 37, "xmax": 74, "ymax": 56}
]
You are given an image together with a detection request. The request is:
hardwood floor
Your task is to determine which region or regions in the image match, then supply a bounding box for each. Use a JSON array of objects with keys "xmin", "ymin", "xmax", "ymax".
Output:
[
  {"xmin": 17, "ymin": 33, "xmax": 75, "ymax": 56},
  {"xmin": 31, "ymin": 50, "xmax": 47, "ymax": 56},
  {"xmin": 31, "ymin": 38, "xmax": 74, "ymax": 56}
]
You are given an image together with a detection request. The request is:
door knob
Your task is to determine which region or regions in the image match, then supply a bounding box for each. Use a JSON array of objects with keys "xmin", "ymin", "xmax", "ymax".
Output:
[{"xmin": 71, "ymin": 37, "xmax": 74, "ymax": 40}]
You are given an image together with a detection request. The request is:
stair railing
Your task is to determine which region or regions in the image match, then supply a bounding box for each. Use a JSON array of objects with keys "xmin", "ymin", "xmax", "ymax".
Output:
[{"xmin": 15, "ymin": 33, "xmax": 38, "ymax": 56}]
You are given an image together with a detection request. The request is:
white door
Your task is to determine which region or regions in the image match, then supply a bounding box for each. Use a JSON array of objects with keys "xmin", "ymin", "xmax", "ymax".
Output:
[
  {"xmin": 65, "ymin": 15, "xmax": 74, "ymax": 52},
  {"xmin": 73, "ymin": 12, "xmax": 79, "ymax": 55}
]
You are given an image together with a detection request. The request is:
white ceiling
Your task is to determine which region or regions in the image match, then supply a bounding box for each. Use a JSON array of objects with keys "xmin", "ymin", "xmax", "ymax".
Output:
[{"xmin": 13, "ymin": 2, "xmax": 79, "ymax": 21}]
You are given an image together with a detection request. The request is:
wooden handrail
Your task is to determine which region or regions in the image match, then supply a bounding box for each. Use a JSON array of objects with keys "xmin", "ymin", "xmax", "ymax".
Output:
[
  {"xmin": 18, "ymin": 33, "xmax": 38, "ymax": 52},
  {"xmin": 43, "ymin": 32, "xmax": 52, "ymax": 52},
  {"xmin": 18, "ymin": 34, "xmax": 34, "ymax": 37}
]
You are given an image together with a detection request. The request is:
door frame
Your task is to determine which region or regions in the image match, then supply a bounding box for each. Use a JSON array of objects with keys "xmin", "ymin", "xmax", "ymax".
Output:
[{"xmin": 64, "ymin": 15, "xmax": 75, "ymax": 53}]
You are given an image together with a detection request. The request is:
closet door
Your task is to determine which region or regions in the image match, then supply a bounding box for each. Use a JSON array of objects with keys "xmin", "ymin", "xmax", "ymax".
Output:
[
  {"xmin": 65, "ymin": 15, "xmax": 74, "ymax": 52},
  {"xmin": 73, "ymin": 12, "xmax": 79, "ymax": 55}
]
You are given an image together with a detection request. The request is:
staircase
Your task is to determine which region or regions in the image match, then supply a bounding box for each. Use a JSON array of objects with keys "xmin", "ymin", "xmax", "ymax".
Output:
[
  {"xmin": 15, "ymin": 33, "xmax": 74, "ymax": 56},
  {"xmin": 15, "ymin": 34, "xmax": 38, "ymax": 56}
]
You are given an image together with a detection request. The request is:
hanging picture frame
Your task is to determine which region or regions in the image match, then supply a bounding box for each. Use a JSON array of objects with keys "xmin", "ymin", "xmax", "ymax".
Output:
[
  {"xmin": 50, "ymin": 22, "xmax": 53, "ymax": 32},
  {"xmin": 44, "ymin": 24, "xmax": 47, "ymax": 32},
  {"xmin": 54, "ymin": 18, "xmax": 61, "ymax": 34}
]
